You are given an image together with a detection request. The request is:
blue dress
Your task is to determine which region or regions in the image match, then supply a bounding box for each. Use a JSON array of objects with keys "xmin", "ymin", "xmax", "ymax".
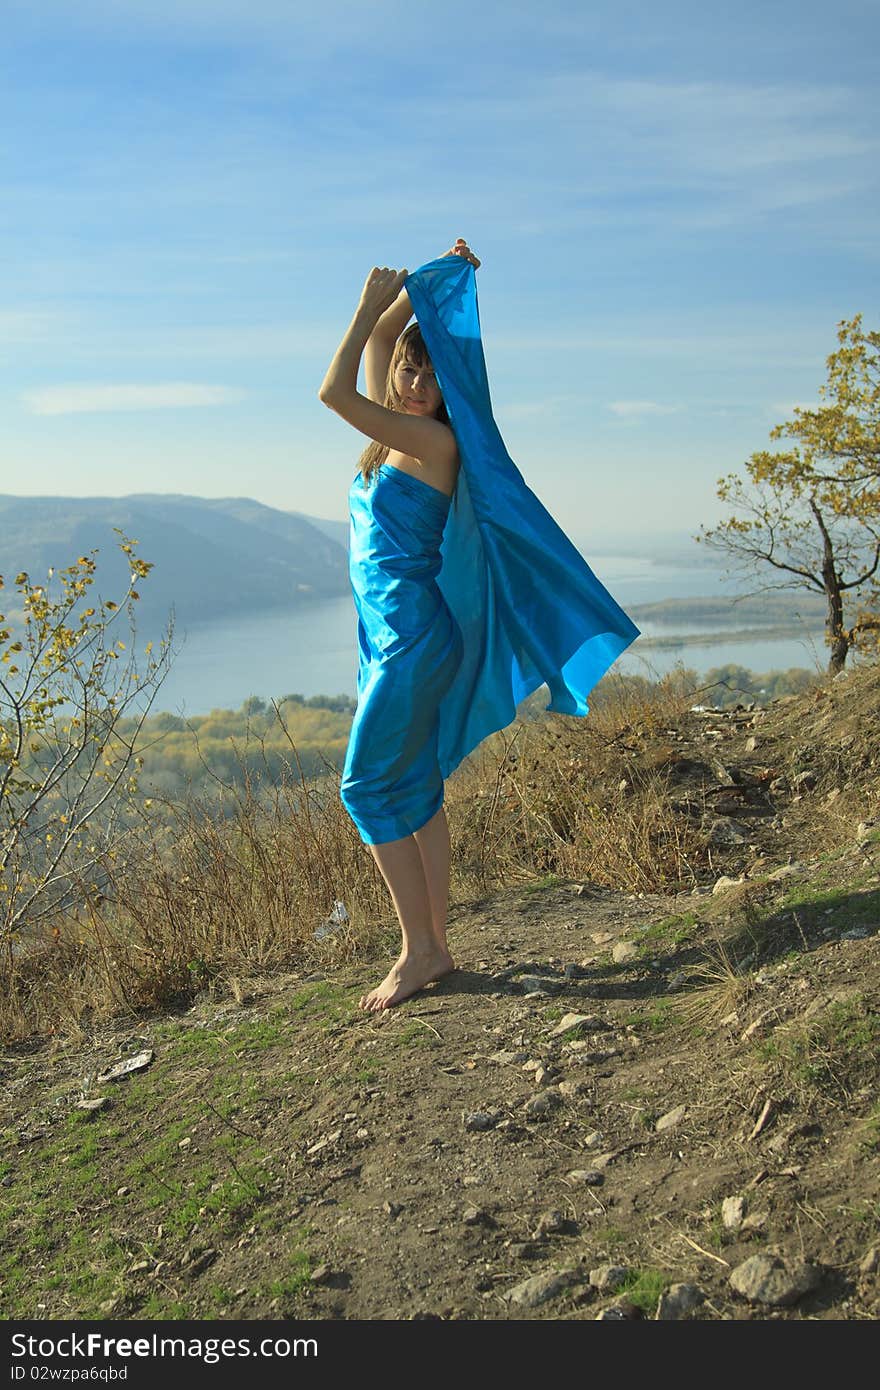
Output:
[
  {"xmin": 341, "ymin": 463, "xmax": 463, "ymax": 844},
  {"xmin": 340, "ymin": 256, "xmax": 641, "ymax": 846}
]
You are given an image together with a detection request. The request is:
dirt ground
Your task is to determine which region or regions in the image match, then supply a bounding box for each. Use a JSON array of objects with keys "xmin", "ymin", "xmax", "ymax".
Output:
[{"xmin": 2, "ymin": 668, "xmax": 879, "ymax": 1321}]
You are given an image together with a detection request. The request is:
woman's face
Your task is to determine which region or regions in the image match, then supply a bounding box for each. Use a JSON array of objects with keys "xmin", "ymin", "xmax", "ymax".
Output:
[{"xmin": 393, "ymin": 355, "xmax": 443, "ymax": 417}]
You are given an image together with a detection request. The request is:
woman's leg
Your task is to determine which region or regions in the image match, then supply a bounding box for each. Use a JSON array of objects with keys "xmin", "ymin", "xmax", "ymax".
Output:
[
  {"xmin": 359, "ymin": 818, "xmax": 455, "ymax": 1012},
  {"xmin": 412, "ymin": 804, "xmax": 452, "ymax": 954}
]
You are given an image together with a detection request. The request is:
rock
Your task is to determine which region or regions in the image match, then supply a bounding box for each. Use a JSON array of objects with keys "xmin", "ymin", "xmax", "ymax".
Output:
[
  {"xmin": 464, "ymin": 1111, "xmax": 500, "ymax": 1132},
  {"xmin": 767, "ymin": 862, "xmax": 806, "ymax": 880},
  {"xmin": 533, "ymin": 1209, "xmax": 567, "ymax": 1237},
  {"xmin": 382, "ymin": 1201, "xmax": 403, "ymax": 1218},
  {"xmin": 712, "ymin": 874, "xmax": 746, "ymax": 895},
  {"xmin": 184, "ymin": 1247, "xmax": 218, "ymax": 1277},
  {"xmin": 549, "ymin": 1012, "xmax": 604, "ymax": 1037},
  {"xmin": 745, "ymin": 736, "xmax": 758, "ymax": 752},
  {"xmin": 178, "ymin": 1137, "xmax": 192, "ymax": 1150},
  {"xmin": 589, "ymin": 1264, "xmax": 629, "ymax": 1292},
  {"xmin": 722, "ymin": 1196, "xmax": 746, "ymax": 1231},
  {"xmin": 590, "ymin": 931, "xmax": 613, "ymax": 945},
  {"xmin": 489, "ymin": 1051, "xmax": 524, "ymax": 1065},
  {"xmin": 462, "ymin": 1206, "xmax": 485, "ymax": 1226},
  {"xmin": 582, "ymin": 1130, "xmax": 603, "ymax": 1148},
  {"xmin": 558, "ymin": 1080, "xmax": 590, "ymax": 1099},
  {"xmin": 309, "ymin": 1263, "xmax": 333, "ymax": 1285},
  {"xmin": 516, "ymin": 975, "xmax": 560, "ymax": 995},
  {"xmin": 859, "ymin": 1246, "xmax": 879, "ymax": 1276},
  {"xmin": 567, "ymin": 1169, "xmax": 605, "ymax": 1186},
  {"xmin": 792, "ymin": 770, "xmax": 818, "ymax": 792},
  {"xmin": 707, "ymin": 819, "xmax": 747, "ymax": 847},
  {"xmin": 76, "ymin": 1097, "xmax": 110, "ymax": 1114},
  {"xmin": 524, "ymin": 1091, "xmax": 563, "ymax": 1120},
  {"xmin": 655, "ymin": 1104, "xmax": 687, "ymax": 1133},
  {"xmin": 612, "ymin": 941, "xmax": 639, "ymax": 964},
  {"xmin": 595, "ymin": 1302, "xmax": 640, "ymax": 1319},
  {"xmin": 505, "ymin": 1268, "xmax": 579, "ymax": 1308},
  {"xmin": 729, "ymin": 1254, "xmax": 821, "ymax": 1306},
  {"xmin": 655, "ymin": 1283, "xmax": 705, "ymax": 1319},
  {"xmin": 856, "ymin": 820, "xmax": 877, "ymax": 842},
  {"xmin": 96, "ymin": 1050, "xmax": 154, "ymax": 1084},
  {"xmin": 840, "ymin": 927, "xmax": 871, "ymax": 940}
]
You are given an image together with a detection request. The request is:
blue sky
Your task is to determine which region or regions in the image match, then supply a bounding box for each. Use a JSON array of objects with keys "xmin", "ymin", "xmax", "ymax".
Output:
[{"xmin": 2, "ymin": 0, "xmax": 878, "ymax": 543}]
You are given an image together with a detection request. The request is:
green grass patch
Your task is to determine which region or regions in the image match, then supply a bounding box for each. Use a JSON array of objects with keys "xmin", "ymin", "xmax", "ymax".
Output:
[
  {"xmin": 756, "ymin": 996, "xmax": 880, "ymax": 1099},
  {"xmin": 522, "ymin": 874, "xmax": 563, "ymax": 894},
  {"xmin": 621, "ymin": 1267, "xmax": 668, "ymax": 1316}
]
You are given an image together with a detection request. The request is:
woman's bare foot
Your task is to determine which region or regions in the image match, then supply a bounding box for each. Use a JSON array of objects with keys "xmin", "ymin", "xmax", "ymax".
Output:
[{"xmin": 359, "ymin": 947, "xmax": 456, "ymax": 1012}]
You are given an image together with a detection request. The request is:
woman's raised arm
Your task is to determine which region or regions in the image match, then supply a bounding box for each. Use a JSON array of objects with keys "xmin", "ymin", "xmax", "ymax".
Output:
[
  {"xmin": 363, "ymin": 240, "xmax": 481, "ymax": 403},
  {"xmin": 318, "ymin": 267, "xmax": 456, "ymax": 466}
]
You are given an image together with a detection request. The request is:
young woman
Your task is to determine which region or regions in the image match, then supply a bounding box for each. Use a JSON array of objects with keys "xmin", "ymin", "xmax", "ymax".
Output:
[{"xmin": 319, "ymin": 238, "xmax": 481, "ymax": 1013}]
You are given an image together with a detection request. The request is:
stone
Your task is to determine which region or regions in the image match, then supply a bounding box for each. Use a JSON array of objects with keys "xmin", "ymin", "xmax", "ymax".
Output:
[
  {"xmin": 655, "ymin": 1104, "xmax": 687, "ymax": 1133},
  {"xmin": 533, "ymin": 1209, "xmax": 567, "ymax": 1237},
  {"xmin": 558, "ymin": 1080, "xmax": 590, "ymax": 1099},
  {"xmin": 310, "ymin": 1263, "xmax": 333, "ymax": 1285},
  {"xmin": 517, "ymin": 975, "xmax": 560, "ymax": 995},
  {"xmin": 859, "ymin": 1246, "xmax": 879, "ymax": 1276},
  {"xmin": 611, "ymin": 941, "xmax": 639, "ymax": 964},
  {"xmin": 96, "ymin": 1050, "xmax": 154, "ymax": 1084},
  {"xmin": 76, "ymin": 1097, "xmax": 110, "ymax": 1114},
  {"xmin": 505, "ymin": 1269, "xmax": 579, "ymax": 1308},
  {"xmin": 655, "ymin": 1283, "xmax": 705, "ymax": 1320},
  {"xmin": 589, "ymin": 1264, "xmax": 629, "ymax": 1292},
  {"xmin": 712, "ymin": 875, "xmax": 746, "ymax": 895},
  {"xmin": 464, "ymin": 1111, "xmax": 500, "ymax": 1132},
  {"xmin": 462, "ymin": 1206, "xmax": 484, "ymax": 1226},
  {"xmin": 729, "ymin": 1254, "xmax": 821, "ymax": 1306},
  {"xmin": 524, "ymin": 1091, "xmax": 563, "ymax": 1119},
  {"xmin": 549, "ymin": 1012, "xmax": 604, "ymax": 1037},
  {"xmin": 707, "ymin": 819, "xmax": 747, "ymax": 847},
  {"xmin": 721, "ymin": 1196, "xmax": 746, "ymax": 1231},
  {"xmin": 567, "ymin": 1169, "xmax": 605, "ymax": 1186}
]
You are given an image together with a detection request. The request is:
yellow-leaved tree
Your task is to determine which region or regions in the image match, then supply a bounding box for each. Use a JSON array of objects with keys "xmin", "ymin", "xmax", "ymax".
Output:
[
  {"xmin": 697, "ymin": 314, "xmax": 880, "ymax": 674},
  {"xmin": 0, "ymin": 532, "xmax": 173, "ymax": 958}
]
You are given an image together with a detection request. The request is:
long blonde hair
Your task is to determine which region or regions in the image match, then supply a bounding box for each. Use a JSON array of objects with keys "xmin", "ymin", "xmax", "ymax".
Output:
[{"xmin": 358, "ymin": 323, "xmax": 450, "ymax": 485}]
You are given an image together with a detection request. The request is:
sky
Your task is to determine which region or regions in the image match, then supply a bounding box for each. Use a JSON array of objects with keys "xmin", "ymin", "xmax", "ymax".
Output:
[{"xmin": 2, "ymin": 0, "xmax": 878, "ymax": 544}]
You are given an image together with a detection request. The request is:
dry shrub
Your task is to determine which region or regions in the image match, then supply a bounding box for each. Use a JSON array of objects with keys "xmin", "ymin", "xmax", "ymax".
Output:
[
  {"xmin": 0, "ymin": 737, "xmax": 388, "ymax": 1041},
  {"xmin": 3, "ymin": 667, "xmax": 708, "ymax": 1040},
  {"xmin": 447, "ymin": 667, "xmax": 707, "ymax": 893}
]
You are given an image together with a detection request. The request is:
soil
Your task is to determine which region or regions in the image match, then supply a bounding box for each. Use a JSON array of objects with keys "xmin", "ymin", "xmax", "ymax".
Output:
[{"xmin": 2, "ymin": 666, "xmax": 879, "ymax": 1322}]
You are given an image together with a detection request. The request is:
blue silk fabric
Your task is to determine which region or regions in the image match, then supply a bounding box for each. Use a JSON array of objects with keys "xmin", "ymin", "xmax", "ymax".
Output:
[{"xmin": 340, "ymin": 255, "xmax": 640, "ymax": 845}]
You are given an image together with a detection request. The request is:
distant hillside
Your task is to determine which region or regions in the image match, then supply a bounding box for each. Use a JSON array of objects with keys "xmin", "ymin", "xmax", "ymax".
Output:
[{"xmin": 0, "ymin": 493, "xmax": 351, "ymax": 633}]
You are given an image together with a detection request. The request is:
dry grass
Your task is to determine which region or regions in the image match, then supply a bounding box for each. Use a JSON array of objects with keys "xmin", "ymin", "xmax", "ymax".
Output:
[{"xmin": 0, "ymin": 665, "xmax": 742, "ymax": 1042}]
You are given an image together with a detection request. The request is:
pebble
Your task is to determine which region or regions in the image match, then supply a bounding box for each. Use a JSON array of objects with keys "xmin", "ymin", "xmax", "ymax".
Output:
[
  {"xmin": 464, "ymin": 1111, "xmax": 500, "ymax": 1132},
  {"xmin": 505, "ymin": 1269, "xmax": 579, "ymax": 1308},
  {"xmin": 462, "ymin": 1206, "xmax": 485, "ymax": 1226},
  {"xmin": 859, "ymin": 1246, "xmax": 879, "ymax": 1276},
  {"xmin": 655, "ymin": 1104, "xmax": 687, "ymax": 1133},
  {"xmin": 567, "ymin": 1169, "xmax": 605, "ymax": 1186},
  {"xmin": 589, "ymin": 1265, "xmax": 629, "ymax": 1292},
  {"xmin": 611, "ymin": 941, "xmax": 639, "ymax": 964},
  {"xmin": 524, "ymin": 1091, "xmax": 563, "ymax": 1119},
  {"xmin": 76, "ymin": 1098, "xmax": 110, "ymax": 1114},
  {"xmin": 96, "ymin": 1051, "xmax": 154, "ymax": 1085},
  {"xmin": 533, "ymin": 1209, "xmax": 567, "ymax": 1237},
  {"xmin": 722, "ymin": 1195, "xmax": 746, "ymax": 1231},
  {"xmin": 655, "ymin": 1283, "xmax": 705, "ymax": 1320},
  {"xmin": 549, "ymin": 1012, "xmax": 604, "ymax": 1037},
  {"xmin": 712, "ymin": 875, "xmax": 746, "ymax": 894},
  {"xmin": 729, "ymin": 1254, "xmax": 821, "ymax": 1306}
]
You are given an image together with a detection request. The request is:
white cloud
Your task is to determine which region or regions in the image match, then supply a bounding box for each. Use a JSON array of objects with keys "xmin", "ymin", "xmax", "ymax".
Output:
[
  {"xmin": 22, "ymin": 383, "xmax": 245, "ymax": 415},
  {"xmin": 608, "ymin": 401, "xmax": 681, "ymax": 418}
]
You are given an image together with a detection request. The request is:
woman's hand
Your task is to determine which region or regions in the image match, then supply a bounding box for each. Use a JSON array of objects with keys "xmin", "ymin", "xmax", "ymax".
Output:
[
  {"xmin": 442, "ymin": 237, "xmax": 481, "ymax": 269},
  {"xmin": 358, "ymin": 266, "xmax": 409, "ymax": 322}
]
